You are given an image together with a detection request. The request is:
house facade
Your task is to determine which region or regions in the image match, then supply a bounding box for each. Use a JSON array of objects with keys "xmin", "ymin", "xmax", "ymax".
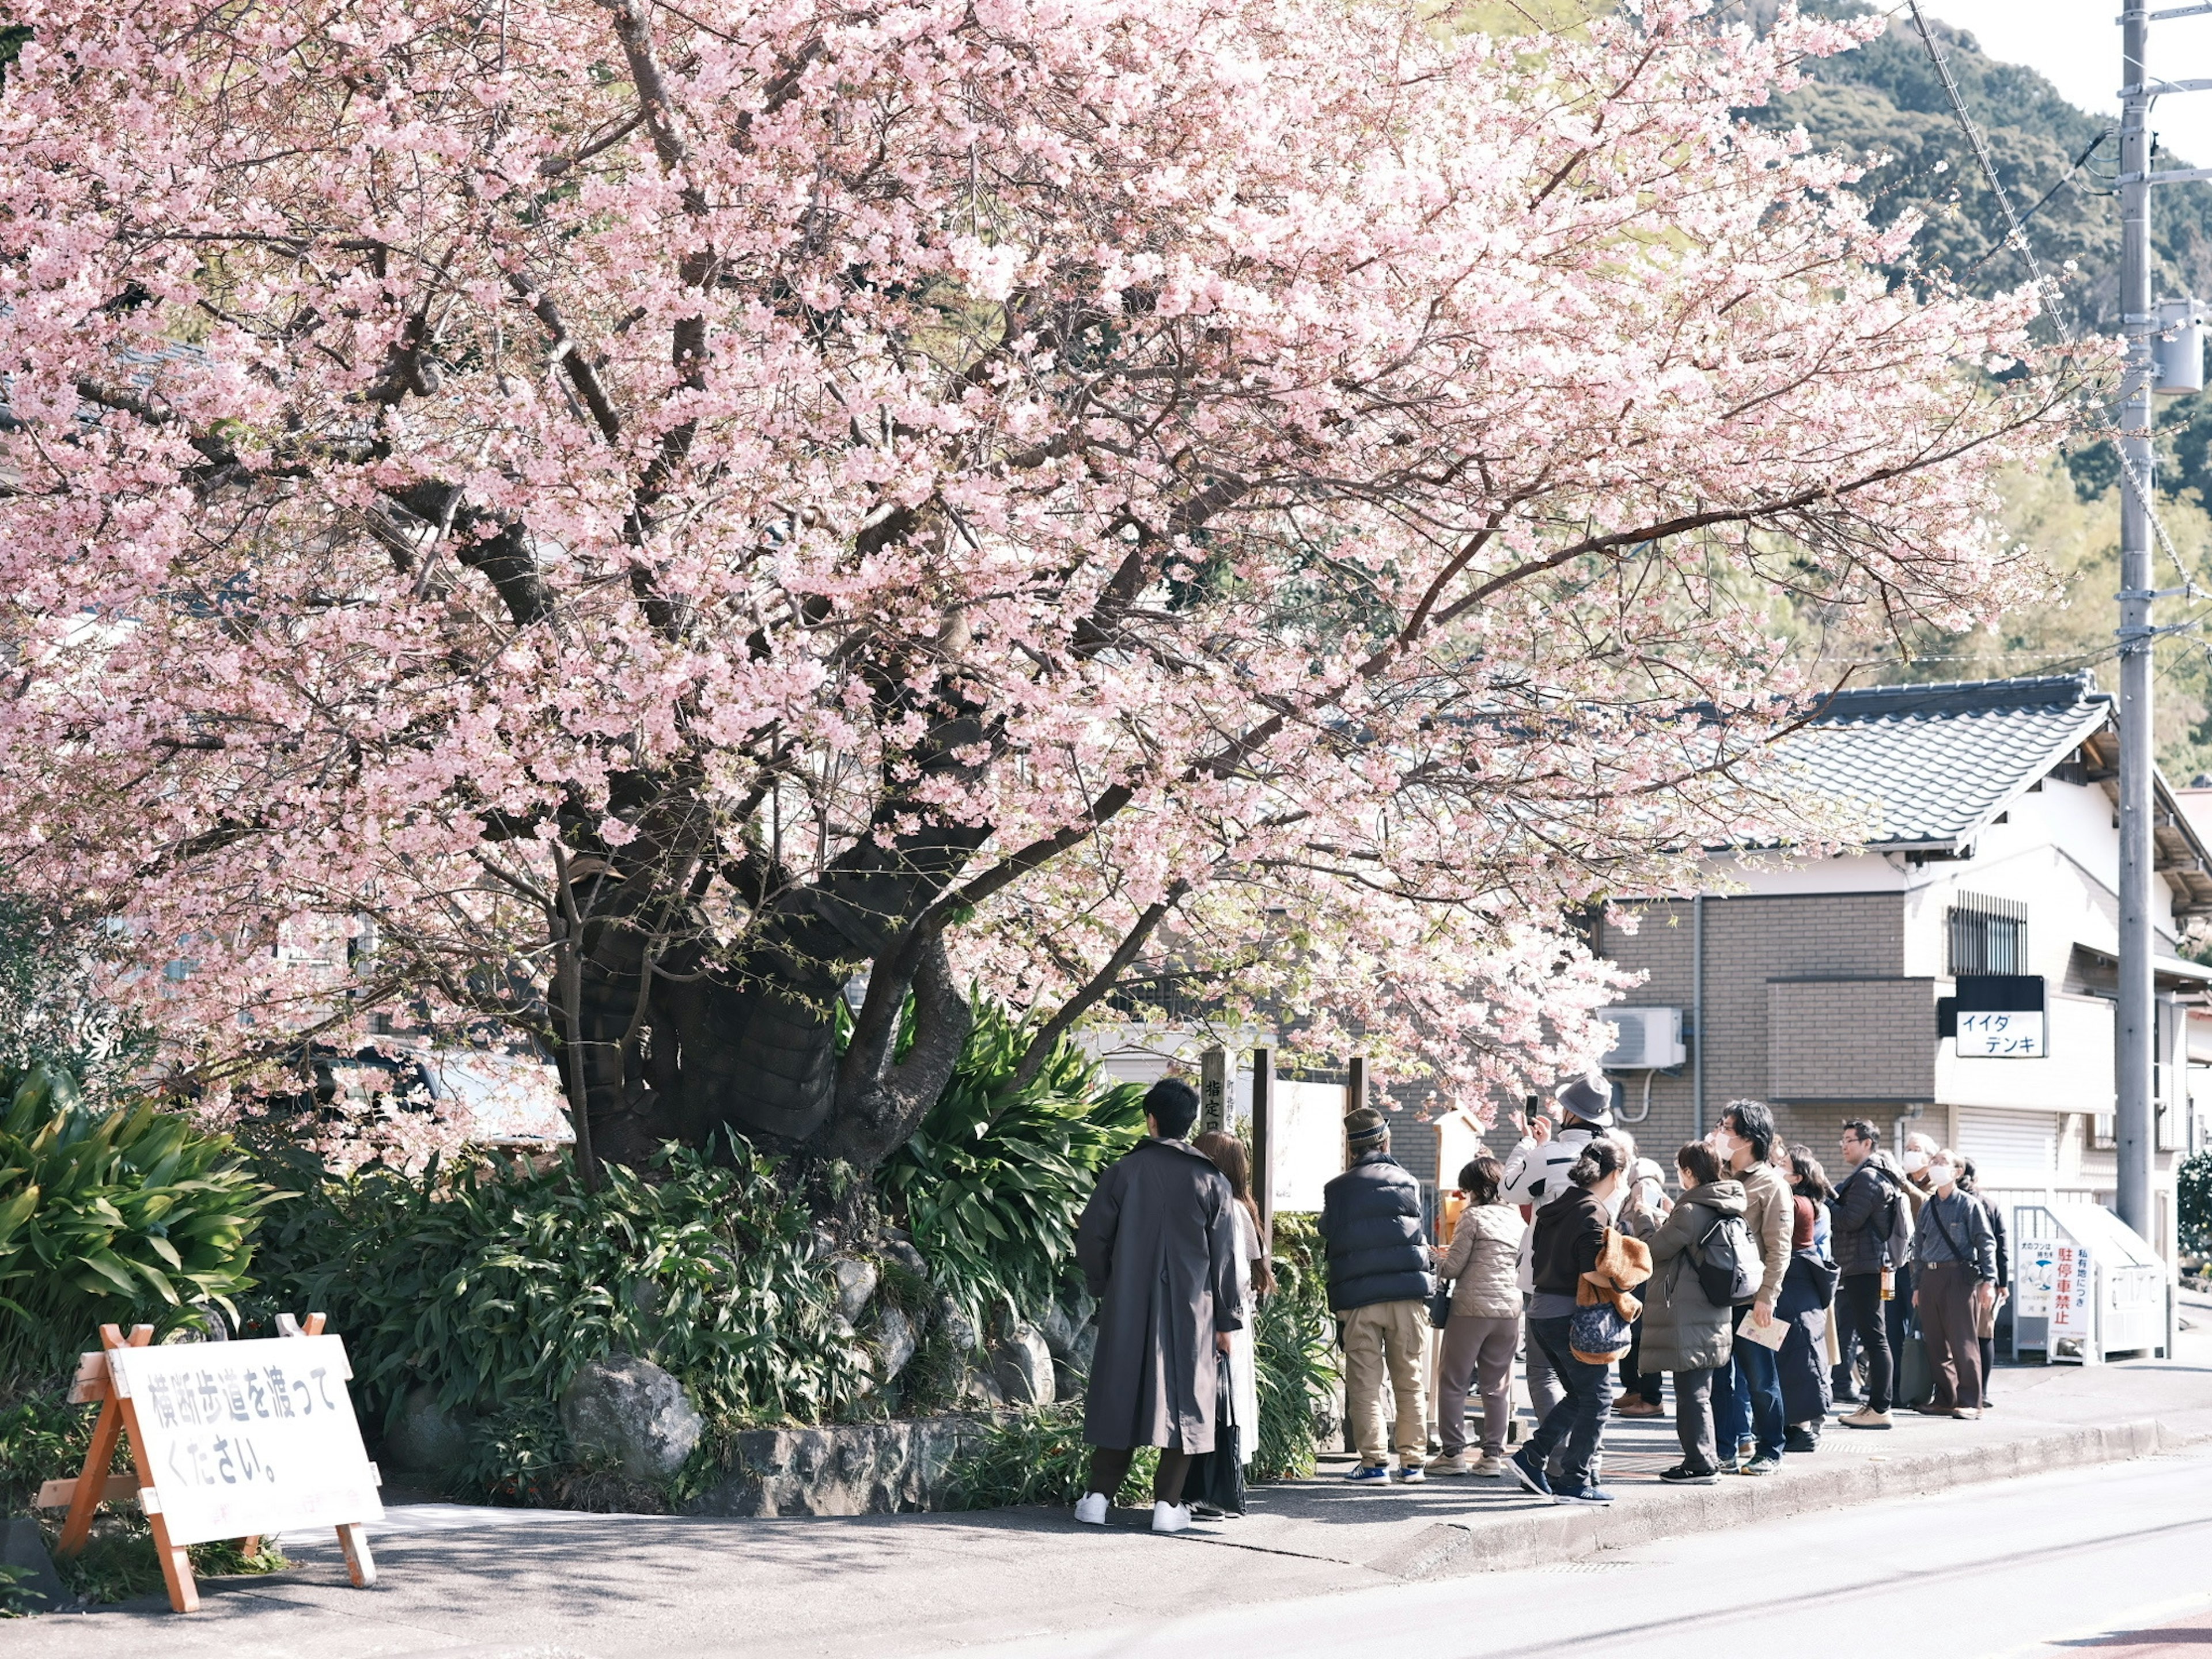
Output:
[{"xmin": 1594, "ymin": 675, "xmax": 2212, "ymax": 1265}]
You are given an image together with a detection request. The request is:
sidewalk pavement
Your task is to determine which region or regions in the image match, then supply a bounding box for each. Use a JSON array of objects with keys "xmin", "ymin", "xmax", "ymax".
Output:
[{"xmin": 10, "ymin": 1335, "xmax": 2210, "ymax": 1659}]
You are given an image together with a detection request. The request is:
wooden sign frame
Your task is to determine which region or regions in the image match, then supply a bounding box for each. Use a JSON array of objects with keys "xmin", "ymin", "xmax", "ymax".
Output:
[{"xmin": 36, "ymin": 1313, "xmax": 377, "ymax": 1613}]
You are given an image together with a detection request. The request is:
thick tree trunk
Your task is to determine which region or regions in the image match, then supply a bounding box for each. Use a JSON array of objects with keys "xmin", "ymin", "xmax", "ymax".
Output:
[{"xmin": 549, "ymin": 810, "xmax": 986, "ymax": 1173}]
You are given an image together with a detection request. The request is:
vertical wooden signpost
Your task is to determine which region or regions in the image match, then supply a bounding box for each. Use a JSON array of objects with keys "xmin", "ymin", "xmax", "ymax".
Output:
[
  {"xmin": 1250, "ymin": 1047, "xmax": 1274, "ymax": 1259},
  {"xmin": 36, "ymin": 1313, "xmax": 384, "ymax": 1613}
]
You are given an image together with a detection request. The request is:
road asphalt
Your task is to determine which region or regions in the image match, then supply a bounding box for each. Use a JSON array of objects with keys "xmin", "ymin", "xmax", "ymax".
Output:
[{"xmin": 7, "ymin": 1332, "xmax": 2209, "ymax": 1657}]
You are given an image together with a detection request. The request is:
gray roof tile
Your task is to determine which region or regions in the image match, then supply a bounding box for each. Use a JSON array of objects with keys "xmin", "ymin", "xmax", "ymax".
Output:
[{"xmin": 1782, "ymin": 674, "xmax": 2110, "ymax": 846}]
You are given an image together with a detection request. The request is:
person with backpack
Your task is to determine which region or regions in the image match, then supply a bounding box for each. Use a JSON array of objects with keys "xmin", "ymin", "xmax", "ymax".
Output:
[
  {"xmin": 1507, "ymin": 1139, "xmax": 1636, "ymax": 1506},
  {"xmin": 1831, "ymin": 1119, "xmax": 1906, "ymax": 1429},
  {"xmin": 1911, "ymin": 1149, "xmax": 1998, "ymax": 1419},
  {"xmin": 1710, "ymin": 1100, "xmax": 1791, "ymax": 1474},
  {"xmin": 1641, "ymin": 1139, "xmax": 1747, "ymax": 1484}
]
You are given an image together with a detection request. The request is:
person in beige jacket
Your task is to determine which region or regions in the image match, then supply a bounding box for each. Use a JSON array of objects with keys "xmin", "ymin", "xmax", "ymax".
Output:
[
  {"xmin": 1425, "ymin": 1155, "xmax": 1526, "ymax": 1476},
  {"xmin": 1711, "ymin": 1100, "xmax": 1792, "ymax": 1474}
]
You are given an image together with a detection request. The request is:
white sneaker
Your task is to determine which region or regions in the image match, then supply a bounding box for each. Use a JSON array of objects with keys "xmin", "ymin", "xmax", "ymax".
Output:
[
  {"xmin": 1074, "ymin": 1491, "xmax": 1109, "ymax": 1526},
  {"xmin": 1150, "ymin": 1501, "xmax": 1192, "ymax": 1534}
]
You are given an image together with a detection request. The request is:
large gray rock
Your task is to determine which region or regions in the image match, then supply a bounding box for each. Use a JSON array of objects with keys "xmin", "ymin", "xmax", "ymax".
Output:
[
  {"xmin": 559, "ymin": 1355, "xmax": 703, "ymax": 1482},
  {"xmin": 880, "ymin": 1238, "xmax": 928, "ymax": 1278},
  {"xmin": 381, "ymin": 1384, "xmax": 475, "ymax": 1474},
  {"xmin": 684, "ymin": 1416, "xmax": 992, "ymax": 1517},
  {"xmin": 990, "ymin": 1323, "xmax": 1055, "ymax": 1407},
  {"xmin": 956, "ymin": 1364, "xmax": 1007, "ymax": 1409},
  {"xmin": 829, "ymin": 1255, "xmax": 880, "ymax": 1323},
  {"xmin": 870, "ymin": 1305, "xmax": 919, "ymax": 1386},
  {"xmin": 1035, "ymin": 1290, "xmax": 1096, "ymax": 1362},
  {"xmin": 934, "ymin": 1293, "xmax": 982, "ymax": 1356}
]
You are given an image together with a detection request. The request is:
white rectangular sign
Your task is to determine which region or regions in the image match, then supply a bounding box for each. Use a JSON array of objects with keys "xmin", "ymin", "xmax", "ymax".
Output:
[
  {"xmin": 2050, "ymin": 1241, "xmax": 2093, "ymax": 1340},
  {"xmin": 1955, "ymin": 1010, "xmax": 2047, "ymax": 1059},
  {"xmin": 106, "ymin": 1335, "xmax": 384, "ymax": 1546}
]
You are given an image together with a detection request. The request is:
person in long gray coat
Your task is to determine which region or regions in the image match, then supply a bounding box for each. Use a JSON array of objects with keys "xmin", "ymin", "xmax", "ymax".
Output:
[
  {"xmin": 1642, "ymin": 1141, "xmax": 1745, "ymax": 1484},
  {"xmin": 1072, "ymin": 1078, "xmax": 1242, "ymax": 1535}
]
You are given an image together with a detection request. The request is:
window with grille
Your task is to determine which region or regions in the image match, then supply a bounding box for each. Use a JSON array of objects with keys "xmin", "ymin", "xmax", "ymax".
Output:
[{"xmin": 1946, "ymin": 892, "xmax": 2027, "ymax": 976}]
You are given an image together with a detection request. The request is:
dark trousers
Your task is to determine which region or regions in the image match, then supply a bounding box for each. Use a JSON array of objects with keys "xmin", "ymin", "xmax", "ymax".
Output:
[
  {"xmin": 1916, "ymin": 1261, "xmax": 1983, "ymax": 1411},
  {"xmin": 1711, "ymin": 1319, "xmax": 1785, "ymax": 1461},
  {"xmin": 1885, "ymin": 1263, "xmax": 1915, "ymax": 1362},
  {"xmin": 1087, "ymin": 1445, "xmax": 1193, "ymax": 1506},
  {"xmin": 1979, "ymin": 1334, "xmax": 1997, "ymax": 1400},
  {"xmin": 1618, "ymin": 1318, "xmax": 1664, "ymax": 1405},
  {"xmin": 1672, "ymin": 1367, "xmax": 1718, "ymax": 1473},
  {"xmin": 1525, "ymin": 1315, "xmax": 1611, "ymax": 1490},
  {"xmin": 1836, "ymin": 1272, "xmax": 1893, "ymax": 1413}
]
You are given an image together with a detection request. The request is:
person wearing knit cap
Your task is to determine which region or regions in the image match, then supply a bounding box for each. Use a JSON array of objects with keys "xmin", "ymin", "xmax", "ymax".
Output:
[{"xmin": 1320, "ymin": 1104, "xmax": 1435, "ymax": 1482}]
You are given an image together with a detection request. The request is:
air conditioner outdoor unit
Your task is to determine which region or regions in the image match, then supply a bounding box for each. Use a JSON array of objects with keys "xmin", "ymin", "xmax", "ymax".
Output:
[{"xmin": 1600, "ymin": 1007, "xmax": 1686, "ymax": 1069}]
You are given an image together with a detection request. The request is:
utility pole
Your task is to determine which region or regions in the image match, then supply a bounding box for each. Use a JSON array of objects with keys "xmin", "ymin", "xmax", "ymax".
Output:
[{"xmin": 2117, "ymin": 3, "xmax": 2156, "ymax": 1240}]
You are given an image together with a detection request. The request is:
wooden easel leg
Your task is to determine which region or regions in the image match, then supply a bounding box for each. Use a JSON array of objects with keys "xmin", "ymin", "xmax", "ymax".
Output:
[
  {"xmin": 57, "ymin": 1325, "xmax": 154, "ymax": 1559},
  {"xmin": 336, "ymin": 1523, "xmax": 377, "ymax": 1588},
  {"xmin": 146, "ymin": 1509, "xmax": 199, "ymax": 1614},
  {"xmin": 55, "ymin": 1396, "xmax": 123, "ymax": 1560}
]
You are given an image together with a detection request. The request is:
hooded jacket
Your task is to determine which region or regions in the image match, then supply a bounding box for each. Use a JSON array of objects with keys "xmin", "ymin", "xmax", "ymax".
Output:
[
  {"xmin": 1319, "ymin": 1149, "xmax": 1433, "ymax": 1312},
  {"xmin": 1640, "ymin": 1179, "xmax": 1745, "ymax": 1374},
  {"xmin": 1437, "ymin": 1202, "xmax": 1525, "ymax": 1319}
]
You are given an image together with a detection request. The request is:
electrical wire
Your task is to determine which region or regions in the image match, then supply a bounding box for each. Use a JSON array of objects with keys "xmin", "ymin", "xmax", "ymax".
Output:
[{"xmin": 1904, "ymin": 0, "xmax": 2201, "ymax": 600}]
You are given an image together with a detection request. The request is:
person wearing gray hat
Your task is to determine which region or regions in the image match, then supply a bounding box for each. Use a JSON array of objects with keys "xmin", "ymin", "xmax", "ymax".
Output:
[{"xmin": 1320, "ymin": 1105, "xmax": 1435, "ymax": 1483}]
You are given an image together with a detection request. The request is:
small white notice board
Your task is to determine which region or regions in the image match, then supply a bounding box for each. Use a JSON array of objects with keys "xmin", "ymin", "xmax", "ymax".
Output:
[
  {"xmin": 106, "ymin": 1334, "xmax": 384, "ymax": 1546},
  {"xmin": 1954, "ymin": 1010, "xmax": 2047, "ymax": 1058}
]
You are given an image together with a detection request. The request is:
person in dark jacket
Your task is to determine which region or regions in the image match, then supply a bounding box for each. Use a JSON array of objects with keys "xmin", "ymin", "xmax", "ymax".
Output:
[
  {"xmin": 1320, "ymin": 1106, "xmax": 1434, "ymax": 1482},
  {"xmin": 1830, "ymin": 1119, "xmax": 1902, "ymax": 1429},
  {"xmin": 1958, "ymin": 1158, "xmax": 2010, "ymax": 1407},
  {"xmin": 1778, "ymin": 1196, "xmax": 1839, "ymax": 1451},
  {"xmin": 1506, "ymin": 1138, "xmax": 1628, "ymax": 1507},
  {"xmin": 1642, "ymin": 1141, "xmax": 1743, "ymax": 1484},
  {"xmin": 1073, "ymin": 1078, "xmax": 1243, "ymax": 1534}
]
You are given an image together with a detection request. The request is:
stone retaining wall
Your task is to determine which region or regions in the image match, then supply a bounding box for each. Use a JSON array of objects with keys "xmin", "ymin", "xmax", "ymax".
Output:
[{"xmin": 683, "ymin": 1415, "xmax": 995, "ymax": 1518}]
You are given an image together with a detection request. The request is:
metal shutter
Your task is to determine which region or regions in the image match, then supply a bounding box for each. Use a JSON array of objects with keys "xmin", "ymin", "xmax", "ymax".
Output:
[{"xmin": 1955, "ymin": 1108, "xmax": 2059, "ymax": 1181}]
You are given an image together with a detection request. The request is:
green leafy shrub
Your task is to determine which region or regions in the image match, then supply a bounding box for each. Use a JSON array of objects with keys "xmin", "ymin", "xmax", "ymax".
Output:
[
  {"xmin": 945, "ymin": 1403, "xmax": 1156, "ymax": 1509},
  {"xmin": 0, "ymin": 1391, "xmax": 101, "ymax": 1513},
  {"xmin": 0, "ymin": 1064, "xmax": 278, "ymax": 1384},
  {"xmin": 1252, "ymin": 1215, "xmax": 1338, "ymax": 1482},
  {"xmin": 881, "ymin": 1003, "xmax": 1142, "ymax": 1333},
  {"xmin": 252, "ymin": 1134, "xmax": 873, "ymax": 1502},
  {"xmin": 2181, "ymin": 1150, "xmax": 2212, "ymax": 1261}
]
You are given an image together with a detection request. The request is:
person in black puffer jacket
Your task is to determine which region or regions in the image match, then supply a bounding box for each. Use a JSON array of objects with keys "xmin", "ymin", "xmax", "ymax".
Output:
[{"xmin": 1320, "ymin": 1107, "xmax": 1434, "ymax": 1482}]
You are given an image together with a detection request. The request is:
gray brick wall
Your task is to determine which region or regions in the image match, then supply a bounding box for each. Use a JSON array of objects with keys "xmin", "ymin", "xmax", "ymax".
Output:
[{"xmin": 1594, "ymin": 893, "xmax": 1915, "ymax": 1168}]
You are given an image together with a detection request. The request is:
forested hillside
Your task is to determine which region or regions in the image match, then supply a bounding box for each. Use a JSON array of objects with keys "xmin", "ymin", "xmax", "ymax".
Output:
[{"xmin": 1763, "ymin": 3, "xmax": 2212, "ymax": 776}]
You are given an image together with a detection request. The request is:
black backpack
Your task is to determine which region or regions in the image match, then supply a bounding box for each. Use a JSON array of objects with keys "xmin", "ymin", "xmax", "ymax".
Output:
[{"xmin": 1690, "ymin": 1212, "xmax": 1760, "ymax": 1308}]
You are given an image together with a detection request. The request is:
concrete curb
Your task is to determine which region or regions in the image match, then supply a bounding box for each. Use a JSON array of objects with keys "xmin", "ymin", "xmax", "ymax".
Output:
[{"xmin": 1366, "ymin": 1416, "xmax": 2196, "ymax": 1581}]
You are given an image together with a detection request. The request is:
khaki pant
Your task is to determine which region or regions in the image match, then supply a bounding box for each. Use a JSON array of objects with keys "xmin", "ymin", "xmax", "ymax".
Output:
[{"xmin": 1343, "ymin": 1300, "xmax": 1429, "ymax": 1467}]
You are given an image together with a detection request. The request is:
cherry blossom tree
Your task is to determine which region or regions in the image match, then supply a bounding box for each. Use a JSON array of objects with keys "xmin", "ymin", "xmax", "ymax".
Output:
[{"xmin": 0, "ymin": 0, "xmax": 2084, "ymax": 1180}]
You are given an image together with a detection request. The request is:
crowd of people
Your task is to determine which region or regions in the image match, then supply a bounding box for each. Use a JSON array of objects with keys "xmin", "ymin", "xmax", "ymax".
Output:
[{"xmin": 1067, "ymin": 1074, "xmax": 2010, "ymax": 1532}]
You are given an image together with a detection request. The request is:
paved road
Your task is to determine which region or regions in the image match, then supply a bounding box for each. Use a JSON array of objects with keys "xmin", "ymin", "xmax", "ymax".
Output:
[{"xmin": 940, "ymin": 1445, "xmax": 2212, "ymax": 1659}]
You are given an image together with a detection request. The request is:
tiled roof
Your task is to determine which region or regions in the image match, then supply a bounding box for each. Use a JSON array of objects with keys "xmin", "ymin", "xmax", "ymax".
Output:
[{"xmin": 1782, "ymin": 674, "xmax": 2111, "ymax": 847}]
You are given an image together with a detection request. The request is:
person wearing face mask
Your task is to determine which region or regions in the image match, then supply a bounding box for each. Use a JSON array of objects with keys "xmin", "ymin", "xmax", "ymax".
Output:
[
  {"xmin": 1910, "ymin": 1148, "xmax": 1997, "ymax": 1418},
  {"xmin": 1709, "ymin": 1100, "xmax": 1791, "ymax": 1475},
  {"xmin": 1610, "ymin": 1145, "xmax": 1671, "ymax": 1419},
  {"xmin": 1506, "ymin": 1138, "xmax": 1633, "ymax": 1506},
  {"xmin": 1889, "ymin": 1131, "xmax": 1940, "ymax": 1372}
]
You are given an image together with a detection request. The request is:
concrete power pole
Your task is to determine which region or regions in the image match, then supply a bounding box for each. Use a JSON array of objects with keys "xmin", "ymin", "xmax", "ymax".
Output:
[{"xmin": 2117, "ymin": 4, "xmax": 2155, "ymax": 1240}]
